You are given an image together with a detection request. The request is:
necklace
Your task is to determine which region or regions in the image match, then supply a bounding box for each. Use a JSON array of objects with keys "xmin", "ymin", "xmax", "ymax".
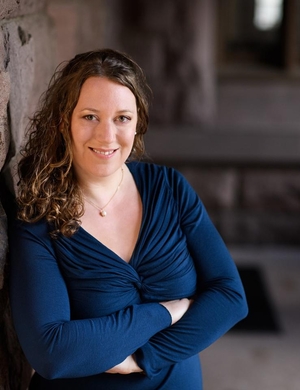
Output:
[{"xmin": 83, "ymin": 168, "xmax": 124, "ymax": 217}]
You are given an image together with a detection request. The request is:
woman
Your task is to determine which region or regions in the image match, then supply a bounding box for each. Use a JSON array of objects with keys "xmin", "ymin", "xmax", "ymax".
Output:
[{"xmin": 9, "ymin": 48, "xmax": 248, "ymax": 389}]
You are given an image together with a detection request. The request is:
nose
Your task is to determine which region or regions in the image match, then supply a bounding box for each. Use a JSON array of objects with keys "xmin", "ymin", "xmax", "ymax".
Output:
[{"xmin": 95, "ymin": 120, "xmax": 115, "ymax": 143}]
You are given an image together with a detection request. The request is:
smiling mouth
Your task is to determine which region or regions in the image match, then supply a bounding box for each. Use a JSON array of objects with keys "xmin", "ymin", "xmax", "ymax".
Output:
[{"xmin": 90, "ymin": 148, "xmax": 117, "ymax": 156}]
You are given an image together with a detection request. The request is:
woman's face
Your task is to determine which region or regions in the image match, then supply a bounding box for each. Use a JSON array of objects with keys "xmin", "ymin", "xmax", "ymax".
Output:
[{"xmin": 70, "ymin": 76, "xmax": 138, "ymax": 183}]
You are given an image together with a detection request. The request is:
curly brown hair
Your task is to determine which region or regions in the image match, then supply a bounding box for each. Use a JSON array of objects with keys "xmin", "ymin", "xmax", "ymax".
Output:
[{"xmin": 17, "ymin": 48, "xmax": 152, "ymax": 237}]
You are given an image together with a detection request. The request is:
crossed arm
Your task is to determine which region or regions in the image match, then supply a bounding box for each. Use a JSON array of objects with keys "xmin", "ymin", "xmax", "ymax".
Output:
[
  {"xmin": 105, "ymin": 298, "xmax": 193, "ymax": 374},
  {"xmin": 9, "ymin": 221, "xmax": 195, "ymax": 379}
]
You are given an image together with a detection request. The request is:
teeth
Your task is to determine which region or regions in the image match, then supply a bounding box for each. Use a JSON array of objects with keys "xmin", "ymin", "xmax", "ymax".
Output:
[{"xmin": 92, "ymin": 149, "xmax": 114, "ymax": 155}]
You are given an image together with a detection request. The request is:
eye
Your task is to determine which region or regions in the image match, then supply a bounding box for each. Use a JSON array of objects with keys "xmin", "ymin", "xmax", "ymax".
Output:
[
  {"xmin": 117, "ymin": 115, "xmax": 131, "ymax": 123},
  {"xmin": 83, "ymin": 114, "xmax": 97, "ymax": 121}
]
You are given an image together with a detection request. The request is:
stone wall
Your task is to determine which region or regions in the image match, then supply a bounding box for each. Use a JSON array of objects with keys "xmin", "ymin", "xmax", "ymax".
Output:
[{"xmin": 0, "ymin": 1, "xmax": 55, "ymax": 388}]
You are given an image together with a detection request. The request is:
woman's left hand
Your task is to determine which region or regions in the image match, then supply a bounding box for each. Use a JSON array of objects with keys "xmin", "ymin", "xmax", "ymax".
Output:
[{"xmin": 105, "ymin": 354, "xmax": 143, "ymax": 375}]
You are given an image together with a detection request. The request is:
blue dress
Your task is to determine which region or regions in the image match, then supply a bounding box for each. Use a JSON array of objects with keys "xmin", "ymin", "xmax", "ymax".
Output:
[{"xmin": 9, "ymin": 162, "xmax": 248, "ymax": 389}]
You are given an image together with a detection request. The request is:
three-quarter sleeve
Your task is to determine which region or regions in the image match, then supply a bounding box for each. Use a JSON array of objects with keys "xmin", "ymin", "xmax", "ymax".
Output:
[
  {"xmin": 9, "ymin": 220, "xmax": 171, "ymax": 380},
  {"xmin": 135, "ymin": 168, "xmax": 248, "ymax": 378}
]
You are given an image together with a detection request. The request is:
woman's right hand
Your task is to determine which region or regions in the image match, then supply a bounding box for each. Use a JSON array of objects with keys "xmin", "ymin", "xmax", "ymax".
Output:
[{"xmin": 159, "ymin": 298, "xmax": 193, "ymax": 325}]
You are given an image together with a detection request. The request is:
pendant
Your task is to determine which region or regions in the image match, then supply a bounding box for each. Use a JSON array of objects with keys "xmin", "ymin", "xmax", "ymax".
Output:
[{"xmin": 99, "ymin": 209, "xmax": 107, "ymax": 217}]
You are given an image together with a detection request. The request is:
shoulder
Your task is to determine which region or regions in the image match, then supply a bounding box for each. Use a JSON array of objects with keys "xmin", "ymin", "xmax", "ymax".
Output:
[
  {"xmin": 127, "ymin": 161, "xmax": 201, "ymax": 214},
  {"xmin": 127, "ymin": 160, "xmax": 185, "ymax": 186},
  {"xmin": 9, "ymin": 217, "xmax": 54, "ymax": 251},
  {"xmin": 12, "ymin": 216, "xmax": 49, "ymax": 234}
]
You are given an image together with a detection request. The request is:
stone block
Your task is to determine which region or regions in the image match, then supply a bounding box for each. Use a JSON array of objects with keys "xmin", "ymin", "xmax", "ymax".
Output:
[
  {"xmin": 0, "ymin": 0, "xmax": 47, "ymax": 20},
  {"xmin": 1, "ymin": 13, "xmax": 54, "ymax": 192},
  {"xmin": 3, "ymin": 13, "xmax": 54, "ymax": 149},
  {"xmin": 0, "ymin": 71, "xmax": 10, "ymax": 172},
  {"xmin": 242, "ymin": 169, "xmax": 300, "ymax": 212},
  {"xmin": 0, "ymin": 0, "xmax": 18, "ymax": 19}
]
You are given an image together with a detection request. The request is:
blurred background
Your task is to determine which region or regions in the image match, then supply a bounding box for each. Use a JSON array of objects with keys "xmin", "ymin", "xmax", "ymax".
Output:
[
  {"xmin": 46, "ymin": 0, "xmax": 300, "ymax": 248},
  {"xmin": 1, "ymin": 0, "xmax": 300, "ymax": 389}
]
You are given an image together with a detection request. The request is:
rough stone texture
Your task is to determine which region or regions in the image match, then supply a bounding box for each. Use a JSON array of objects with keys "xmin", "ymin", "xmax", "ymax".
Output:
[
  {"xmin": 0, "ymin": 71, "xmax": 10, "ymax": 173},
  {"xmin": 0, "ymin": 24, "xmax": 11, "ymax": 173},
  {"xmin": 0, "ymin": 0, "xmax": 47, "ymax": 20},
  {"xmin": 0, "ymin": 5, "xmax": 54, "ymax": 389},
  {"xmin": 4, "ymin": 13, "xmax": 54, "ymax": 152},
  {"xmin": 1, "ymin": 12, "xmax": 54, "ymax": 193}
]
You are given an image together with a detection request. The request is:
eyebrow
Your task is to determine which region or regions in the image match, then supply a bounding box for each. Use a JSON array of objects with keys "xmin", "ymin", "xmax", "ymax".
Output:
[
  {"xmin": 79, "ymin": 108, "xmax": 135, "ymax": 114},
  {"xmin": 80, "ymin": 108, "xmax": 99, "ymax": 113}
]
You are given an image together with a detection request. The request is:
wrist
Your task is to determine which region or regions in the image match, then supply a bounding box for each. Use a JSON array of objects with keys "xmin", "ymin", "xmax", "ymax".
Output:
[{"xmin": 131, "ymin": 354, "xmax": 143, "ymax": 373}]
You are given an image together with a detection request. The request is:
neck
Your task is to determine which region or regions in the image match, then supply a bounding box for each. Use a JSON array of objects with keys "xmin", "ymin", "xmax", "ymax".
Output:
[
  {"xmin": 79, "ymin": 167, "xmax": 123, "ymax": 196},
  {"xmin": 79, "ymin": 167, "xmax": 125, "ymax": 216}
]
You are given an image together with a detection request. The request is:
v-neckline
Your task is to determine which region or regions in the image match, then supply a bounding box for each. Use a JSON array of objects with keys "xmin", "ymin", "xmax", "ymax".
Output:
[{"xmin": 78, "ymin": 162, "xmax": 144, "ymax": 265}]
